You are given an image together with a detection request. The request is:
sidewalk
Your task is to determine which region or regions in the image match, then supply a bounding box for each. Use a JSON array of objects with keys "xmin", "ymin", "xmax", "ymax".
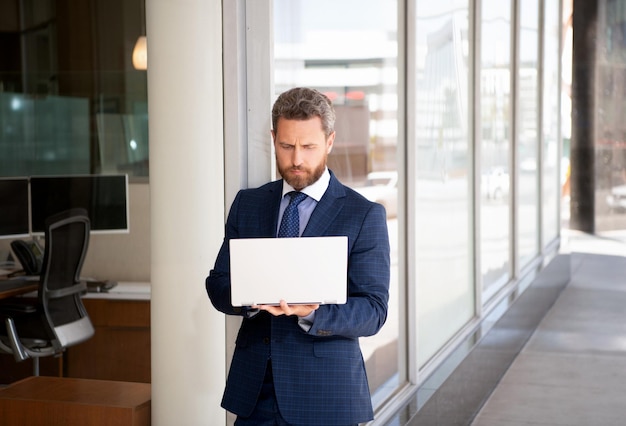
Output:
[{"xmin": 471, "ymin": 230, "xmax": 626, "ymax": 425}]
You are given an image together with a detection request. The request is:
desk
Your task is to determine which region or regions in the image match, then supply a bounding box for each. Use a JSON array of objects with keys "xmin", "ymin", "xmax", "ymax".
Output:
[
  {"xmin": 0, "ymin": 270, "xmax": 38, "ymax": 300},
  {"xmin": 0, "ymin": 280, "xmax": 38, "ymax": 300},
  {"xmin": 67, "ymin": 283, "xmax": 151, "ymax": 383},
  {"xmin": 66, "ymin": 298, "xmax": 151, "ymax": 383},
  {"xmin": 0, "ymin": 376, "xmax": 151, "ymax": 426},
  {"xmin": 0, "ymin": 282, "xmax": 151, "ymax": 385}
]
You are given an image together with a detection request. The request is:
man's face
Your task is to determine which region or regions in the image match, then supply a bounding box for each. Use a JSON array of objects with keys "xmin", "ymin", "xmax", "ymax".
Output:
[{"xmin": 272, "ymin": 117, "xmax": 335, "ymax": 191}]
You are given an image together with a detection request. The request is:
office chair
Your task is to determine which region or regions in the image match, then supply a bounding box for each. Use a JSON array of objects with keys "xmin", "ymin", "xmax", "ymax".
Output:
[
  {"xmin": 10, "ymin": 239, "xmax": 43, "ymax": 276},
  {"xmin": 0, "ymin": 208, "xmax": 95, "ymax": 376}
]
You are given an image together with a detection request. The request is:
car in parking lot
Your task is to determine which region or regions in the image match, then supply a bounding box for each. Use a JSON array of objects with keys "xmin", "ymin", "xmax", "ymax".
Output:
[
  {"xmin": 481, "ymin": 166, "xmax": 510, "ymax": 200},
  {"xmin": 606, "ymin": 184, "xmax": 626, "ymax": 212},
  {"xmin": 354, "ymin": 171, "xmax": 398, "ymax": 218}
]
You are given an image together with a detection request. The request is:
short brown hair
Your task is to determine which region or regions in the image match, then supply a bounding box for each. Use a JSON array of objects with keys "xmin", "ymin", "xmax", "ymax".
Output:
[{"xmin": 271, "ymin": 87, "xmax": 336, "ymax": 138}]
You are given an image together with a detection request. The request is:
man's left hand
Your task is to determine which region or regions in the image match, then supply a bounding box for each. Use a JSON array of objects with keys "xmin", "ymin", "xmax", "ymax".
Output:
[{"xmin": 256, "ymin": 299, "xmax": 319, "ymax": 317}]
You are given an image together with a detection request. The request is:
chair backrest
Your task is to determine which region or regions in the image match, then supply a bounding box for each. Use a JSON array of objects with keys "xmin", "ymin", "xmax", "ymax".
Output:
[
  {"xmin": 10, "ymin": 239, "xmax": 43, "ymax": 275},
  {"xmin": 38, "ymin": 208, "xmax": 94, "ymax": 350}
]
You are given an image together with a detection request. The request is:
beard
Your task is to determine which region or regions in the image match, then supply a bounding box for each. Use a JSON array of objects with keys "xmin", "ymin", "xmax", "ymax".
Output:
[{"xmin": 277, "ymin": 159, "xmax": 327, "ymax": 191}]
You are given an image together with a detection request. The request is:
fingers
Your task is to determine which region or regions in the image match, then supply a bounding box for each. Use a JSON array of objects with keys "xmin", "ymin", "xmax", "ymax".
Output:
[
  {"xmin": 257, "ymin": 303, "xmax": 283, "ymax": 316},
  {"xmin": 257, "ymin": 300, "xmax": 290, "ymax": 316},
  {"xmin": 257, "ymin": 300, "xmax": 319, "ymax": 317}
]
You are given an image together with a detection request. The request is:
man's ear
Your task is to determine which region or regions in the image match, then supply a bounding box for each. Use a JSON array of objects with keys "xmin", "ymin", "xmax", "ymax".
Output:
[{"xmin": 327, "ymin": 131, "xmax": 336, "ymax": 154}]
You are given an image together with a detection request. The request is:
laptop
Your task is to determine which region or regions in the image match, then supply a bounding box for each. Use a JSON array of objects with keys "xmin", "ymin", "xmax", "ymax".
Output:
[{"xmin": 229, "ymin": 236, "xmax": 348, "ymax": 306}]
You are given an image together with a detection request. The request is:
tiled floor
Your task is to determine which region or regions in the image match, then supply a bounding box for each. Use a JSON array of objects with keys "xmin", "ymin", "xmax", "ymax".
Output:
[{"xmin": 471, "ymin": 230, "xmax": 626, "ymax": 426}]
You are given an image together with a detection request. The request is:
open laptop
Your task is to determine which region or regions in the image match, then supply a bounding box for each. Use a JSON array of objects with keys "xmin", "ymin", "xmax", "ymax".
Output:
[{"xmin": 229, "ymin": 236, "xmax": 348, "ymax": 306}]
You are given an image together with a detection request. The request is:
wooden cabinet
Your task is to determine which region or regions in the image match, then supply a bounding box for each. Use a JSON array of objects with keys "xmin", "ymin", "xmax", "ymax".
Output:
[
  {"xmin": 0, "ymin": 354, "xmax": 61, "ymax": 384},
  {"xmin": 65, "ymin": 298, "xmax": 151, "ymax": 383},
  {"xmin": 0, "ymin": 376, "xmax": 151, "ymax": 426}
]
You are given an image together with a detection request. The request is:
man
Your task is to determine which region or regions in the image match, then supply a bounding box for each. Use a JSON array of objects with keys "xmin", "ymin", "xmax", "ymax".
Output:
[{"xmin": 206, "ymin": 87, "xmax": 390, "ymax": 425}]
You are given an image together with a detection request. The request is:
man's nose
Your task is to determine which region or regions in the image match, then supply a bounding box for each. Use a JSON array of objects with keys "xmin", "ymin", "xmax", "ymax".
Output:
[{"xmin": 292, "ymin": 146, "xmax": 304, "ymax": 166}]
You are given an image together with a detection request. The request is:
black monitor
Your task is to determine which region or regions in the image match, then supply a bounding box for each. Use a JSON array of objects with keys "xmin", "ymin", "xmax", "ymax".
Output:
[
  {"xmin": 0, "ymin": 177, "xmax": 30, "ymax": 239},
  {"xmin": 30, "ymin": 174, "xmax": 129, "ymax": 234}
]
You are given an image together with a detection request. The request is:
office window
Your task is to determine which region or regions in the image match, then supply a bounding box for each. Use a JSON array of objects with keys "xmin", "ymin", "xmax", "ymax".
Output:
[
  {"xmin": 273, "ymin": 0, "xmax": 402, "ymax": 408},
  {"xmin": 517, "ymin": 0, "xmax": 540, "ymax": 268},
  {"xmin": 479, "ymin": 0, "xmax": 513, "ymax": 301},
  {"xmin": 413, "ymin": 0, "xmax": 473, "ymax": 367},
  {"xmin": 542, "ymin": 0, "xmax": 562, "ymax": 246},
  {"xmin": 0, "ymin": 0, "xmax": 148, "ymax": 178}
]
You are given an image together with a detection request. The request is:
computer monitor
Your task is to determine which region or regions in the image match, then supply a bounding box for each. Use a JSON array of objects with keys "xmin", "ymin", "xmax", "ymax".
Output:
[
  {"xmin": 30, "ymin": 174, "xmax": 129, "ymax": 234},
  {"xmin": 0, "ymin": 177, "xmax": 30, "ymax": 239}
]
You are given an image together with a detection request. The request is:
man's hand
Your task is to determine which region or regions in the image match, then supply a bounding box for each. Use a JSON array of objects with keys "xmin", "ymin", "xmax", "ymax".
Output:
[{"xmin": 256, "ymin": 299, "xmax": 319, "ymax": 317}]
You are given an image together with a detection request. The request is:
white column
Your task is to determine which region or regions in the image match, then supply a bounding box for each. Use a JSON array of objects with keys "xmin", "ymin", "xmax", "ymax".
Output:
[{"xmin": 147, "ymin": 0, "xmax": 226, "ymax": 424}]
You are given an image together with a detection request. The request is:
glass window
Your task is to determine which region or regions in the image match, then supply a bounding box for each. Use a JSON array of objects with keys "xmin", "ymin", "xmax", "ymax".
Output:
[
  {"xmin": 517, "ymin": 0, "xmax": 540, "ymax": 268},
  {"xmin": 542, "ymin": 0, "xmax": 562, "ymax": 246},
  {"xmin": 273, "ymin": 0, "xmax": 402, "ymax": 407},
  {"xmin": 0, "ymin": 0, "xmax": 148, "ymax": 178},
  {"xmin": 480, "ymin": 0, "xmax": 512, "ymax": 301},
  {"xmin": 414, "ymin": 0, "xmax": 473, "ymax": 367}
]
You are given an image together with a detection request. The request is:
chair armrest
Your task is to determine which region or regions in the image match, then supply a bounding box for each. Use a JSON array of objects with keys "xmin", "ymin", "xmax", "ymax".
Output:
[
  {"xmin": 0, "ymin": 303, "xmax": 37, "ymax": 314},
  {"xmin": 47, "ymin": 282, "xmax": 87, "ymax": 298}
]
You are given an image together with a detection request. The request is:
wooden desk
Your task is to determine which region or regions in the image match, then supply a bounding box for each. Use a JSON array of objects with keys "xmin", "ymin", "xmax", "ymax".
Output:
[
  {"xmin": 66, "ymin": 297, "xmax": 151, "ymax": 383},
  {"xmin": 0, "ymin": 273, "xmax": 38, "ymax": 300},
  {"xmin": 0, "ymin": 281, "xmax": 38, "ymax": 300},
  {"xmin": 0, "ymin": 283, "xmax": 151, "ymax": 385},
  {"xmin": 0, "ymin": 376, "xmax": 151, "ymax": 426}
]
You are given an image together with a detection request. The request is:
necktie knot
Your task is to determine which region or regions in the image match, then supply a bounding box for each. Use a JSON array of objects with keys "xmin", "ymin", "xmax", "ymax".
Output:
[
  {"xmin": 288, "ymin": 191, "xmax": 308, "ymax": 206},
  {"xmin": 278, "ymin": 192, "xmax": 307, "ymax": 237}
]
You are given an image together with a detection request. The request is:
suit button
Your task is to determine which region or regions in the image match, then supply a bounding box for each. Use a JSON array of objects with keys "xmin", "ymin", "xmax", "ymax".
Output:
[{"xmin": 263, "ymin": 337, "xmax": 270, "ymax": 344}]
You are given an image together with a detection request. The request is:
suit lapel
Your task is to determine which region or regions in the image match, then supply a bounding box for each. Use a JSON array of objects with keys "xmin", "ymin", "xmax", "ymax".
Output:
[
  {"xmin": 302, "ymin": 173, "xmax": 346, "ymax": 237},
  {"xmin": 258, "ymin": 180, "xmax": 282, "ymax": 237}
]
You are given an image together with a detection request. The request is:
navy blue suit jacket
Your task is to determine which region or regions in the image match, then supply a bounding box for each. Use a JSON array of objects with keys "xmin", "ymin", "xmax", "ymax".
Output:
[{"xmin": 206, "ymin": 171, "xmax": 390, "ymax": 425}]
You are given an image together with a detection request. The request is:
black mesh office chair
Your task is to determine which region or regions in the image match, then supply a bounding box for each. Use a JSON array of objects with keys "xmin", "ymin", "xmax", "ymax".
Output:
[{"xmin": 0, "ymin": 208, "xmax": 94, "ymax": 375}]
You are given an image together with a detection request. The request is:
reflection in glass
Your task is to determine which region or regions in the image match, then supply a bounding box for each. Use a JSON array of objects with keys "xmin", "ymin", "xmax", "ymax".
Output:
[
  {"xmin": 0, "ymin": 0, "xmax": 148, "ymax": 178},
  {"xmin": 480, "ymin": 0, "xmax": 512, "ymax": 301},
  {"xmin": 414, "ymin": 0, "xmax": 472, "ymax": 367},
  {"xmin": 0, "ymin": 93, "xmax": 90, "ymax": 176},
  {"xmin": 517, "ymin": 0, "xmax": 540, "ymax": 268},
  {"xmin": 96, "ymin": 106, "xmax": 149, "ymax": 176},
  {"xmin": 273, "ymin": 0, "xmax": 401, "ymax": 408},
  {"xmin": 542, "ymin": 0, "xmax": 561, "ymax": 245}
]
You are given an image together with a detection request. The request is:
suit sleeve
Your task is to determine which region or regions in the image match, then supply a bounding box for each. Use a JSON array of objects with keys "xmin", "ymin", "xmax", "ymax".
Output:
[
  {"xmin": 205, "ymin": 192, "xmax": 247, "ymax": 316},
  {"xmin": 308, "ymin": 202, "xmax": 390, "ymax": 339}
]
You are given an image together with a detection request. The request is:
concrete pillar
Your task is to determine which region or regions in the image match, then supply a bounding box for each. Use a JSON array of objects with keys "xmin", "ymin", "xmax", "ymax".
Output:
[{"xmin": 146, "ymin": 0, "xmax": 226, "ymax": 424}]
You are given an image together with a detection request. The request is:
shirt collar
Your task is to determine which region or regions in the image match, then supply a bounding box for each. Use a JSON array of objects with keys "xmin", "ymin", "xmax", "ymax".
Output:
[{"xmin": 281, "ymin": 168, "xmax": 330, "ymax": 202}]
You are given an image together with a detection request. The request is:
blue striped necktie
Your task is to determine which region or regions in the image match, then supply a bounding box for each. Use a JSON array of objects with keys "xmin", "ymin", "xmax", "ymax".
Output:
[{"xmin": 278, "ymin": 192, "xmax": 307, "ymax": 238}]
